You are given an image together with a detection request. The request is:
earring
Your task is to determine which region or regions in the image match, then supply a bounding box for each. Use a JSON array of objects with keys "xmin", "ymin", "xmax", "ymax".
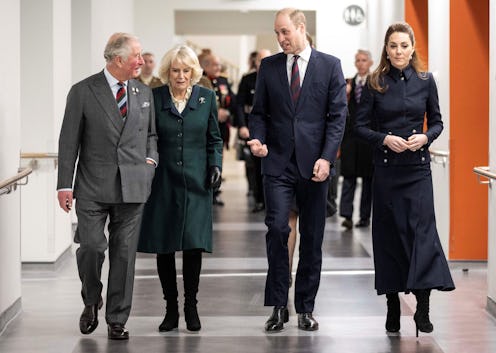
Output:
[{"xmin": 387, "ymin": 55, "xmax": 390, "ymax": 60}]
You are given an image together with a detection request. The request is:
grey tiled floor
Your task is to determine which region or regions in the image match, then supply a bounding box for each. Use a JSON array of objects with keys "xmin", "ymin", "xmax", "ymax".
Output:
[{"xmin": 1, "ymin": 152, "xmax": 496, "ymax": 352}]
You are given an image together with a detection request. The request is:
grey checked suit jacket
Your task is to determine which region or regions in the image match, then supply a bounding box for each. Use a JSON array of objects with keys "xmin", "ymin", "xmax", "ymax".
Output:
[{"xmin": 57, "ymin": 70, "xmax": 158, "ymax": 203}]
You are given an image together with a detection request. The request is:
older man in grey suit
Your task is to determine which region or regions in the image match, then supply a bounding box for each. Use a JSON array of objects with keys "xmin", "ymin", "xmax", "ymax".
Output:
[{"xmin": 57, "ymin": 33, "xmax": 158, "ymax": 340}]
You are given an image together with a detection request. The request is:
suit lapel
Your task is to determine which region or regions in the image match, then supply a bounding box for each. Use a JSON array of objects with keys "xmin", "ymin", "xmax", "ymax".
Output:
[
  {"xmin": 160, "ymin": 86, "xmax": 184, "ymax": 119},
  {"xmin": 297, "ymin": 49, "xmax": 317, "ymax": 111},
  {"xmin": 90, "ymin": 71, "xmax": 124, "ymax": 132},
  {"xmin": 274, "ymin": 54, "xmax": 294, "ymax": 110}
]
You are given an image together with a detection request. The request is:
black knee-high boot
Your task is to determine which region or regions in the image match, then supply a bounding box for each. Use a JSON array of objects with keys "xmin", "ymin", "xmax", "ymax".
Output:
[
  {"xmin": 413, "ymin": 289, "xmax": 433, "ymax": 337},
  {"xmin": 157, "ymin": 253, "xmax": 179, "ymax": 332},
  {"xmin": 183, "ymin": 249, "xmax": 202, "ymax": 331},
  {"xmin": 385, "ymin": 293, "xmax": 401, "ymax": 332}
]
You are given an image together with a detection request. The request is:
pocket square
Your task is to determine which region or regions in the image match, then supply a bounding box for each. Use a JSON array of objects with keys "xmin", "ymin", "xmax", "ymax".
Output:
[{"xmin": 141, "ymin": 101, "xmax": 150, "ymax": 108}]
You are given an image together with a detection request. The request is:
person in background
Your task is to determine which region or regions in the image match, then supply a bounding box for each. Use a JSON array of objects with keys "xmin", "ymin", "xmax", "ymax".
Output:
[
  {"xmin": 248, "ymin": 8, "xmax": 347, "ymax": 332},
  {"xmin": 197, "ymin": 48, "xmax": 215, "ymax": 90},
  {"xmin": 57, "ymin": 33, "xmax": 158, "ymax": 340},
  {"xmin": 247, "ymin": 50, "xmax": 258, "ymax": 73},
  {"xmin": 236, "ymin": 49, "xmax": 271, "ymax": 213},
  {"xmin": 354, "ymin": 22, "xmax": 455, "ymax": 336},
  {"xmin": 201, "ymin": 52, "xmax": 237, "ymax": 206},
  {"xmin": 138, "ymin": 52, "xmax": 163, "ymax": 88},
  {"xmin": 339, "ymin": 49, "xmax": 374, "ymax": 230},
  {"xmin": 138, "ymin": 45, "xmax": 223, "ymax": 333}
]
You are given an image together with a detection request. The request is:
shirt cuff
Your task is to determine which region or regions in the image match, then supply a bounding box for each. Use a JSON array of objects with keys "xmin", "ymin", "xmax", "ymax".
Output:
[{"xmin": 146, "ymin": 158, "xmax": 158, "ymax": 167}]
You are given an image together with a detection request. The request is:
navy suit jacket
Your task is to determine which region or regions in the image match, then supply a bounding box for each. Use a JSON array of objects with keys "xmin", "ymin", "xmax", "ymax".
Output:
[{"xmin": 248, "ymin": 50, "xmax": 347, "ymax": 179}]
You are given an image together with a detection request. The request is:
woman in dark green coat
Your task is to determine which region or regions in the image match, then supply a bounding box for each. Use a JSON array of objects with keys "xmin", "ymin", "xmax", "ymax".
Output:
[{"xmin": 138, "ymin": 45, "xmax": 223, "ymax": 332}]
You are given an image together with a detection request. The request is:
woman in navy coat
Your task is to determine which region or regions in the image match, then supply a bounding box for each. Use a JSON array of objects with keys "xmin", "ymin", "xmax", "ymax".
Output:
[
  {"xmin": 354, "ymin": 22, "xmax": 454, "ymax": 336},
  {"xmin": 138, "ymin": 45, "xmax": 223, "ymax": 332}
]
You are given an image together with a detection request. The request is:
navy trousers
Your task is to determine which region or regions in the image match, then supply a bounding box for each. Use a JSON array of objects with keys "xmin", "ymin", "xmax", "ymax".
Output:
[
  {"xmin": 263, "ymin": 156, "xmax": 328, "ymax": 313},
  {"xmin": 339, "ymin": 176, "xmax": 372, "ymax": 221}
]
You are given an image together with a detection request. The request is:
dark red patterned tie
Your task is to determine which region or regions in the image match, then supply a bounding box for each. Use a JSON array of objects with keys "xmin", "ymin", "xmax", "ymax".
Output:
[
  {"xmin": 290, "ymin": 55, "xmax": 301, "ymax": 104},
  {"xmin": 116, "ymin": 82, "xmax": 127, "ymax": 119},
  {"xmin": 355, "ymin": 78, "xmax": 364, "ymax": 103}
]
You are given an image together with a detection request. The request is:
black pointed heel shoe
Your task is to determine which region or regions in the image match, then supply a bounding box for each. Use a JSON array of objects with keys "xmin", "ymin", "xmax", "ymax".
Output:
[
  {"xmin": 385, "ymin": 293, "xmax": 401, "ymax": 333},
  {"xmin": 413, "ymin": 289, "xmax": 433, "ymax": 337}
]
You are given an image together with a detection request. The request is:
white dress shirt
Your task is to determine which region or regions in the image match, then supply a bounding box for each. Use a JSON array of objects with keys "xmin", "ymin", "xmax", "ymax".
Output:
[{"xmin": 286, "ymin": 44, "xmax": 312, "ymax": 86}]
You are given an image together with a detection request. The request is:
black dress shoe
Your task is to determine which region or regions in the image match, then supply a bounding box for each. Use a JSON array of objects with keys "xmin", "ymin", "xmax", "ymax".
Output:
[
  {"xmin": 297, "ymin": 313, "xmax": 319, "ymax": 331},
  {"xmin": 341, "ymin": 218, "xmax": 353, "ymax": 230},
  {"xmin": 79, "ymin": 297, "xmax": 103, "ymax": 334},
  {"xmin": 108, "ymin": 323, "xmax": 129, "ymax": 340},
  {"xmin": 264, "ymin": 306, "xmax": 289, "ymax": 332},
  {"xmin": 355, "ymin": 219, "xmax": 370, "ymax": 227}
]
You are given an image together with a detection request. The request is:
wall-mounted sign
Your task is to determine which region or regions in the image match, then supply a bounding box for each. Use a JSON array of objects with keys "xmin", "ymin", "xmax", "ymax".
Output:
[{"xmin": 343, "ymin": 5, "xmax": 365, "ymax": 26}]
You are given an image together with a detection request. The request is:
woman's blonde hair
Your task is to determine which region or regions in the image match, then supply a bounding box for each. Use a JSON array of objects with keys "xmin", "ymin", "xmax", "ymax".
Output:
[
  {"xmin": 369, "ymin": 22, "xmax": 426, "ymax": 93},
  {"xmin": 158, "ymin": 45, "xmax": 203, "ymax": 85}
]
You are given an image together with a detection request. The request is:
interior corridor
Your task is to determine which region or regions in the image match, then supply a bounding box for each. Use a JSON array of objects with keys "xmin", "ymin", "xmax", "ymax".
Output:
[{"xmin": 0, "ymin": 151, "xmax": 495, "ymax": 353}]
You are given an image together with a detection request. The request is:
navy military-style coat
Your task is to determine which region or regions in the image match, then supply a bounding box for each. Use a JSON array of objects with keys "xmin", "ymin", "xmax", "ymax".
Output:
[
  {"xmin": 353, "ymin": 65, "xmax": 454, "ymax": 294},
  {"xmin": 354, "ymin": 65, "xmax": 443, "ymax": 166}
]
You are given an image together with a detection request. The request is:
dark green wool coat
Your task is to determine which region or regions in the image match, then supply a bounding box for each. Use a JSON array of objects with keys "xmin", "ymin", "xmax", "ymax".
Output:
[{"xmin": 138, "ymin": 84, "xmax": 223, "ymax": 254}]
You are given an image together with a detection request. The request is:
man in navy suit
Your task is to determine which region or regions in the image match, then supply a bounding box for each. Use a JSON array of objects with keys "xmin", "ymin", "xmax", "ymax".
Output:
[{"xmin": 248, "ymin": 8, "xmax": 347, "ymax": 332}]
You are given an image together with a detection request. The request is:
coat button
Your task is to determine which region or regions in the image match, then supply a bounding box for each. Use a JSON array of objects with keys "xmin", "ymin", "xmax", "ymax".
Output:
[
  {"xmin": 384, "ymin": 150, "xmax": 388, "ymax": 154},
  {"xmin": 178, "ymin": 119, "xmax": 182, "ymax": 124},
  {"xmin": 420, "ymin": 148, "xmax": 424, "ymax": 151},
  {"xmin": 421, "ymin": 157, "xmax": 425, "ymax": 161},
  {"xmin": 388, "ymin": 131, "xmax": 392, "ymax": 135},
  {"xmin": 384, "ymin": 159, "xmax": 388, "ymax": 163},
  {"xmin": 412, "ymin": 129, "xmax": 417, "ymax": 133},
  {"xmin": 178, "ymin": 132, "xmax": 183, "ymax": 137},
  {"xmin": 177, "ymin": 146, "xmax": 182, "ymax": 150},
  {"xmin": 177, "ymin": 161, "xmax": 183, "ymax": 166}
]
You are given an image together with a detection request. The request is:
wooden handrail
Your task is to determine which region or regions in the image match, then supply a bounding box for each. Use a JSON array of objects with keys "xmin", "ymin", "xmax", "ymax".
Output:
[
  {"xmin": 20, "ymin": 152, "xmax": 58, "ymax": 170},
  {"xmin": 429, "ymin": 148, "xmax": 449, "ymax": 166},
  {"xmin": 429, "ymin": 149, "xmax": 449, "ymax": 158},
  {"xmin": 0, "ymin": 167, "xmax": 33, "ymax": 196},
  {"xmin": 474, "ymin": 166, "xmax": 496, "ymax": 187},
  {"xmin": 20, "ymin": 152, "xmax": 58, "ymax": 159}
]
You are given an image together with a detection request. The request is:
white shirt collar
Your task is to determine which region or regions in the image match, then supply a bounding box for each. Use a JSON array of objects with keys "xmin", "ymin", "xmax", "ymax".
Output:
[
  {"xmin": 356, "ymin": 74, "xmax": 368, "ymax": 85},
  {"xmin": 104, "ymin": 67, "xmax": 128, "ymax": 88},
  {"xmin": 287, "ymin": 44, "xmax": 312, "ymax": 63}
]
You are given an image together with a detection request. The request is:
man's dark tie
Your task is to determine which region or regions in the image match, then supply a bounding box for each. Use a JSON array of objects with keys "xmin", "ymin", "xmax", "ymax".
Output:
[
  {"xmin": 355, "ymin": 78, "xmax": 364, "ymax": 103},
  {"xmin": 290, "ymin": 55, "xmax": 301, "ymax": 104},
  {"xmin": 116, "ymin": 82, "xmax": 127, "ymax": 119}
]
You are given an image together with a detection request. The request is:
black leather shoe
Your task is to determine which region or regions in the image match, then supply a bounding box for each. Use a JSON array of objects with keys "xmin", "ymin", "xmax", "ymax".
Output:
[
  {"xmin": 297, "ymin": 313, "xmax": 319, "ymax": 331},
  {"xmin": 264, "ymin": 306, "xmax": 289, "ymax": 332},
  {"xmin": 341, "ymin": 218, "xmax": 353, "ymax": 230},
  {"xmin": 355, "ymin": 219, "xmax": 370, "ymax": 227},
  {"xmin": 108, "ymin": 323, "xmax": 129, "ymax": 340},
  {"xmin": 79, "ymin": 296, "xmax": 103, "ymax": 334}
]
